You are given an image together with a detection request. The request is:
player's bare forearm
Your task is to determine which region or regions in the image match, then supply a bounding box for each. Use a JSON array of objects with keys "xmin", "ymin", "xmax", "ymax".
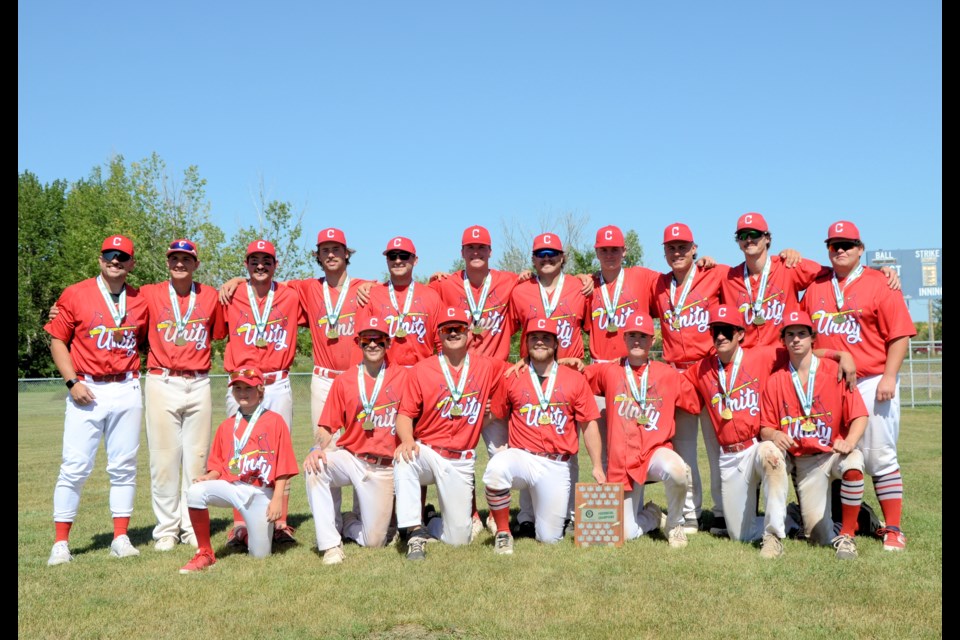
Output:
[
  {"xmin": 504, "ymin": 360, "xmax": 527, "ymax": 378},
  {"xmin": 266, "ymin": 485, "xmax": 286, "ymax": 523},
  {"xmin": 195, "ymin": 470, "xmax": 221, "ymax": 483},
  {"xmin": 580, "ymin": 420, "xmax": 606, "ymax": 482},
  {"xmin": 218, "ymin": 276, "xmax": 247, "ymax": 305},
  {"xmin": 51, "ymin": 338, "xmax": 96, "ymax": 405},
  {"xmin": 761, "ymin": 427, "xmax": 795, "ymax": 452},
  {"xmin": 356, "ymin": 281, "xmax": 373, "ymax": 307},
  {"xmin": 557, "ymin": 357, "xmax": 585, "ymax": 372},
  {"xmin": 842, "ymin": 416, "xmax": 868, "ymax": 449},
  {"xmin": 877, "ymin": 336, "xmax": 909, "ymax": 401},
  {"xmin": 394, "ymin": 415, "xmax": 419, "ymax": 462},
  {"xmin": 814, "ymin": 348, "xmax": 858, "ymax": 391}
]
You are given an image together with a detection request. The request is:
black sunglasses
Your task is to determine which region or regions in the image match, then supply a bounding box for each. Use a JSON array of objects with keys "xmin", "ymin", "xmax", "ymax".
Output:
[
  {"xmin": 533, "ymin": 249, "xmax": 562, "ymax": 259},
  {"xmin": 358, "ymin": 337, "xmax": 388, "ymax": 348},
  {"xmin": 710, "ymin": 325, "xmax": 738, "ymax": 340},
  {"xmin": 735, "ymin": 230, "xmax": 765, "ymax": 241},
  {"xmin": 828, "ymin": 241, "xmax": 860, "ymax": 252},
  {"xmin": 386, "ymin": 251, "xmax": 413, "ymax": 261},
  {"xmin": 102, "ymin": 250, "xmax": 132, "ymax": 262}
]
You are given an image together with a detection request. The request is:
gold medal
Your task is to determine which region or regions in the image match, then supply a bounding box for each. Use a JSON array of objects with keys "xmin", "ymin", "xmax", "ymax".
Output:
[
  {"xmin": 472, "ymin": 325, "xmax": 484, "ymax": 335},
  {"xmin": 606, "ymin": 324, "xmax": 618, "ymax": 334},
  {"xmin": 752, "ymin": 315, "xmax": 766, "ymax": 326},
  {"xmin": 720, "ymin": 407, "xmax": 733, "ymax": 420},
  {"xmin": 326, "ymin": 328, "xmax": 339, "ymax": 340},
  {"xmin": 672, "ymin": 319, "xmax": 681, "ymax": 331},
  {"xmin": 362, "ymin": 419, "xmax": 375, "ymax": 431},
  {"xmin": 801, "ymin": 420, "xmax": 816, "ymax": 433},
  {"xmin": 255, "ymin": 337, "xmax": 268, "ymax": 348},
  {"xmin": 450, "ymin": 405, "xmax": 463, "ymax": 417},
  {"xmin": 395, "ymin": 327, "xmax": 407, "ymax": 338},
  {"xmin": 832, "ymin": 314, "xmax": 846, "ymax": 325},
  {"xmin": 228, "ymin": 458, "xmax": 241, "ymax": 475},
  {"xmin": 538, "ymin": 413, "xmax": 553, "ymax": 426},
  {"xmin": 637, "ymin": 414, "xmax": 649, "ymax": 426},
  {"xmin": 175, "ymin": 335, "xmax": 187, "ymax": 346}
]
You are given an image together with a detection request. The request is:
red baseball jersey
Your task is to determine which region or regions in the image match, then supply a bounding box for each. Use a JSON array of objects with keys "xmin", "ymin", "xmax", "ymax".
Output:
[
  {"xmin": 140, "ymin": 282, "xmax": 226, "ymax": 371},
  {"xmin": 652, "ymin": 267, "xmax": 724, "ymax": 364},
  {"xmin": 760, "ymin": 357, "xmax": 868, "ymax": 456},
  {"xmin": 490, "ymin": 363, "xmax": 600, "ymax": 455},
  {"xmin": 586, "ymin": 360, "xmax": 699, "ymax": 489},
  {"xmin": 801, "ymin": 268, "xmax": 916, "ymax": 376},
  {"xmin": 319, "ymin": 364, "xmax": 408, "ymax": 459},
  {"xmin": 587, "ymin": 266, "xmax": 659, "ymax": 361},
  {"xmin": 509, "ymin": 277, "xmax": 589, "ymax": 360},
  {"xmin": 208, "ymin": 409, "xmax": 299, "ymax": 487},
  {"xmin": 719, "ymin": 257, "xmax": 822, "ymax": 348},
  {"xmin": 366, "ymin": 282, "xmax": 443, "ymax": 366},
  {"xmin": 44, "ymin": 277, "xmax": 149, "ymax": 376},
  {"xmin": 289, "ymin": 277, "xmax": 369, "ymax": 371},
  {"xmin": 684, "ymin": 346, "xmax": 789, "ymax": 446},
  {"xmin": 398, "ymin": 354, "xmax": 506, "ymax": 452},
  {"xmin": 429, "ymin": 270, "xmax": 519, "ymax": 360},
  {"xmin": 223, "ymin": 281, "xmax": 305, "ymax": 372}
]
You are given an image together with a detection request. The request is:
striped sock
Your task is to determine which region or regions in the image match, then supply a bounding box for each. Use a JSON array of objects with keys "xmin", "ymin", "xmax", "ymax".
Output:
[
  {"xmin": 839, "ymin": 470, "xmax": 864, "ymax": 537},
  {"xmin": 485, "ymin": 487, "xmax": 512, "ymax": 533},
  {"xmin": 874, "ymin": 470, "xmax": 904, "ymax": 528}
]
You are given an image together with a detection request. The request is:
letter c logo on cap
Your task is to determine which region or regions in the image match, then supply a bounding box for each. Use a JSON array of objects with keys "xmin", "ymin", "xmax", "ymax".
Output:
[
  {"xmin": 834, "ymin": 223, "xmax": 844, "ymax": 234},
  {"xmin": 717, "ymin": 307, "xmax": 727, "ymax": 319},
  {"xmin": 370, "ymin": 318, "xmax": 379, "ymax": 328},
  {"xmin": 604, "ymin": 230, "xmax": 613, "ymax": 241},
  {"xmin": 471, "ymin": 228, "xmax": 480, "ymax": 239},
  {"xmin": 789, "ymin": 312, "xmax": 798, "ymax": 323},
  {"xmin": 326, "ymin": 229, "xmax": 335, "ymax": 239},
  {"xmin": 447, "ymin": 308, "xmax": 456, "ymax": 319},
  {"xmin": 257, "ymin": 240, "xmax": 266, "ymax": 250},
  {"xmin": 544, "ymin": 235, "xmax": 552, "ymax": 245},
  {"xmin": 112, "ymin": 236, "xmax": 123, "ymax": 247},
  {"xmin": 671, "ymin": 226, "xmax": 680, "ymax": 237},
  {"xmin": 393, "ymin": 238, "xmax": 402, "ymax": 247},
  {"xmin": 744, "ymin": 214, "xmax": 753, "ymax": 225},
  {"xmin": 536, "ymin": 319, "xmax": 546, "ymax": 330}
]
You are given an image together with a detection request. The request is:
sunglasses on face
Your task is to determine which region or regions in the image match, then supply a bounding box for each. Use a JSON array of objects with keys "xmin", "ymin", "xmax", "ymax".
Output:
[
  {"xmin": 359, "ymin": 337, "xmax": 388, "ymax": 348},
  {"xmin": 439, "ymin": 325, "xmax": 467, "ymax": 337},
  {"xmin": 386, "ymin": 251, "xmax": 413, "ymax": 261},
  {"xmin": 230, "ymin": 369, "xmax": 259, "ymax": 380},
  {"xmin": 102, "ymin": 250, "xmax": 132, "ymax": 262},
  {"xmin": 533, "ymin": 249, "xmax": 562, "ymax": 259},
  {"xmin": 710, "ymin": 325, "xmax": 737, "ymax": 340},
  {"xmin": 736, "ymin": 230, "xmax": 765, "ymax": 241},
  {"xmin": 828, "ymin": 241, "xmax": 860, "ymax": 252}
]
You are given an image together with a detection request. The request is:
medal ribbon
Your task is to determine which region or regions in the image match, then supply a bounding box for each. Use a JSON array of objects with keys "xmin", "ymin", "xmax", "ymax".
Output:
[
  {"xmin": 246, "ymin": 282, "xmax": 275, "ymax": 340},
  {"xmin": 717, "ymin": 347, "xmax": 743, "ymax": 415},
  {"xmin": 96, "ymin": 275, "xmax": 127, "ymax": 327},
  {"xmin": 233, "ymin": 404, "xmax": 266, "ymax": 465},
  {"xmin": 830, "ymin": 263, "xmax": 864, "ymax": 311},
  {"xmin": 168, "ymin": 281, "xmax": 197, "ymax": 338},
  {"xmin": 743, "ymin": 257, "xmax": 771, "ymax": 318},
  {"xmin": 538, "ymin": 273, "xmax": 566, "ymax": 318},
  {"xmin": 388, "ymin": 281, "xmax": 415, "ymax": 326},
  {"xmin": 789, "ymin": 355, "xmax": 819, "ymax": 420},
  {"xmin": 528, "ymin": 360, "xmax": 559, "ymax": 412},
  {"xmin": 322, "ymin": 275, "xmax": 351, "ymax": 331},
  {"xmin": 624, "ymin": 361, "xmax": 649, "ymax": 411},
  {"xmin": 357, "ymin": 362, "xmax": 386, "ymax": 420},
  {"xmin": 438, "ymin": 353, "xmax": 470, "ymax": 404},
  {"xmin": 599, "ymin": 269, "xmax": 624, "ymax": 328},
  {"xmin": 463, "ymin": 272, "xmax": 492, "ymax": 325},
  {"xmin": 668, "ymin": 264, "xmax": 697, "ymax": 328}
]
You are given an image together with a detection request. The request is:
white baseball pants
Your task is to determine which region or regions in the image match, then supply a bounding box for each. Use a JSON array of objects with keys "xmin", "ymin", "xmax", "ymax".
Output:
[
  {"xmin": 719, "ymin": 441, "xmax": 788, "ymax": 542},
  {"xmin": 394, "ymin": 444, "xmax": 475, "ymax": 546},
  {"xmin": 482, "ymin": 449, "xmax": 571, "ymax": 544},
  {"xmin": 186, "ymin": 479, "xmax": 275, "ymax": 558},
  {"xmin": 622, "ymin": 447, "xmax": 688, "ymax": 539},
  {"xmin": 790, "ymin": 449, "xmax": 865, "ymax": 545}
]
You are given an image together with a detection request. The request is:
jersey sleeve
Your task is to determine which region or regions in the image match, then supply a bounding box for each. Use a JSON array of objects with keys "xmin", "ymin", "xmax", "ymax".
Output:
[
  {"xmin": 207, "ymin": 420, "xmax": 231, "ymax": 475},
  {"xmin": 397, "ymin": 365, "xmax": 425, "ymax": 419},
  {"xmin": 44, "ymin": 286, "xmax": 78, "ymax": 343},
  {"xmin": 271, "ymin": 414, "xmax": 300, "ymax": 480},
  {"xmin": 571, "ymin": 373, "xmax": 601, "ymax": 422},
  {"xmin": 318, "ymin": 376, "xmax": 349, "ymax": 433},
  {"xmin": 488, "ymin": 377, "xmax": 509, "ymax": 421},
  {"xmin": 759, "ymin": 377, "xmax": 781, "ymax": 431},
  {"xmin": 676, "ymin": 370, "xmax": 702, "ymax": 415}
]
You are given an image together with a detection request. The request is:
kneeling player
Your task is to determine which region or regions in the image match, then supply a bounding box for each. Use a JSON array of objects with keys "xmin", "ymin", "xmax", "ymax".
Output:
[
  {"xmin": 761, "ymin": 311, "xmax": 868, "ymax": 560},
  {"xmin": 304, "ymin": 314, "xmax": 407, "ymax": 564},
  {"xmin": 484, "ymin": 318, "xmax": 605, "ymax": 554},
  {"xmin": 179, "ymin": 369, "xmax": 298, "ymax": 573},
  {"xmin": 585, "ymin": 314, "xmax": 699, "ymax": 548}
]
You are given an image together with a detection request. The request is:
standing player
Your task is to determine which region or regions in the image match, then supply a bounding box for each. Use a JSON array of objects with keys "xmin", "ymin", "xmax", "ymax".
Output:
[
  {"xmin": 760, "ymin": 311, "xmax": 868, "ymax": 559},
  {"xmin": 45, "ymin": 235, "xmax": 149, "ymax": 565},
  {"xmin": 585, "ymin": 314, "xmax": 699, "ymax": 548},
  {"xmin": 304, "ymin": 313, "xmax": 407, "ymax": 564},
  {"xmin": 140, "ymin": 239, "xmax": 226, "ymax": 551},
  {"xmin": 394, "ymin": 307, "xmax": 506, "ymax": 560},
  {"xmin": 650, "ymin": 222, "xmax": 725, "ymax": 534},
  {"xmin": 222, "ymin": 239, "xmax": 305, "ymax": 544},
  {"xmin": 366, "ymin": 237, "xmax": 442, "ymax": 366},
  {"xmin": 483, "ymin": 318, "xmax": 605, "ymax": 555},
  {"xmin": 801, "ymin": 221, "xmax": 915, "ymax": 551},
  {"xmin": 179, "ymin": 368, "xmax": 299, "ymax": 572}
]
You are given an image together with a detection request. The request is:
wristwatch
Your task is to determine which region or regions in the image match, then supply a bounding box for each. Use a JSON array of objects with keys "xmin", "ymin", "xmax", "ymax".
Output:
[{"xmin": 65, "ymin": 378, "xmax": 80, "ymax": 389}]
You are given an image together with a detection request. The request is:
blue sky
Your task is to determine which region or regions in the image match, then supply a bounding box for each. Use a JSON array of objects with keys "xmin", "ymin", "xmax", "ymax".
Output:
[{"xmin": 19, "ymin": 1, "xmax": 941, "ymax": 318}]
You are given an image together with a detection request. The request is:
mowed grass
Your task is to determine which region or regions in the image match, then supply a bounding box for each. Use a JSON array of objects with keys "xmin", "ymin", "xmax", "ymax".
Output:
[{"xmin": 19, "ymin": 381, "xmax": 942, "ymax": 640}]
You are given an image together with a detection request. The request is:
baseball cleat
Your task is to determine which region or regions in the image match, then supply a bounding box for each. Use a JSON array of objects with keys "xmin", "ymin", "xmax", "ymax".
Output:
[
  {"xmin": 47, "ymin": 541, "xmax": 73, "ymax": 566},
  {"xmin": 709, "ymin": 516, "xmax": 728, "ymax": 537},
  {"xmin": 642, "ymin": 501, "xmax": 664, "ymax": 533},
  {"xmin": 682, "ymin": 518, "xmax": 699, "ymax": 535},
  {"xmin": 154, "ymin": 536, "xmax": 178, "ymax": 552},
  {"xmin": 832, "ymin": 534, "xmax": 858, "ymax": 560},
  {"xmin": 322, "ymin": 544, "xmax": 346, "ymax": 565},
  {"xmin": 668, "ymin": 525, "xmax": 688, "ymax": 549},
  {"xmin": 179, "ymin": 550, "xmax": 216, "ymax": 574},
  {"xmin": 226, "ymin": 525, "xmax": 248, "ymax": 550},
  {"xmin": 879, "ymin": 526, "xmax": 906, "ymax": 552},
  {"xmin": 513, "ymin": 520, "xmax": 536, "ymax": 539},
  {"xmin": 406, "ymin": 534, "xmax": 428, "ymax": 561},
  {"xmin": 759, "ymin": 533, "xmax": 785, "ymax": 559},
  {"xmin": 494, "ymin": 531, "xmax": 514, "ymax": 555},
  {"xmin": 273, "ymin": 524, "xmax": 297, "ymax": 544},
  {"xmin": 109, "ymin": 534, "xmax": 140, "ymax": 558},
  {"xmin": 470, "ymin": 513, "xmax": 485, "ymax": 542}
]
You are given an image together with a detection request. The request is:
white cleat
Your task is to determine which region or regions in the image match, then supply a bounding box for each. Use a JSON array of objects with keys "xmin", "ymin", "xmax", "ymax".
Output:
[
  {"xmin": 109, "ymin": 534, "xmax": 140, "ymax": 558},
  {"xmin": 322, "ymin": 544, "xmax": 345, "ymax": 565},
  {"xmin": 154, "ymin": 536, "xmax": 178, "ymax": 552},
  {"xmin": 47, "ymin": 541, "xmax": 73, "ymax": 566}
]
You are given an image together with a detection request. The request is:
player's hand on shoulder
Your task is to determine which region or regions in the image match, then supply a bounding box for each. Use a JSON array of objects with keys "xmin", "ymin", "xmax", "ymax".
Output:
[
  {"xmin": 879, "ymin": 266, "xmax": 902, "ymax": 290},
  {"xmin": 696, "ymin": 256, "xmax": 717, "ymax": 270},
  {"xmin": 504, "ymin": 360, "xmax": 528, "ymax": 378},
  {"xmin": 356, "ymin": 281, "xmax": 374, "ymax": 307},
  {"xmin": 575, "ymin": 273, "xmax": 594, "ymax": 296},
  {"xmin": 778, "ymin": 249, "xmax": 802, "ymax": 268},
  {"xmin": 516, "ymin": 270, "xmax": 533, "ymax": 283},
  {"xmin": 218, "ymin": 277, "xmax": 246, "ymax": 305},
  {"xmin": 394, "ymin": 441, "xmax": 420, "ymax": 463},
  {"xmin": 558, "ymin": 357, "xmax": 585, "ymax": 373},
  {"xmin": 303, "ymin": 447, "xmax": 327, "ymax": 474},
  {"xmin": 69, "ymin": 382, "xmax": 95, "ymax": 405},
  {"xmin": 429, "ymin": 271, "xmax": 450, "ymax": 283},
  {"xmin": 48, "ymin": 304, "xmax": 61, "ymax": 322}
]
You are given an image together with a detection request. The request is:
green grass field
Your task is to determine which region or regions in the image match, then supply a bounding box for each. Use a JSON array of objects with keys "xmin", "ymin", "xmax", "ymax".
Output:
[{"xmin": 18, "ymin": 382, "xmax": 942, "ymax": 640}]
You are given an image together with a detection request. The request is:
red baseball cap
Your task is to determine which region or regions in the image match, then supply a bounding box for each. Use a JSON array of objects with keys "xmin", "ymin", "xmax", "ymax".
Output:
[
  {"xmin": 462, "ymin": 225, "xmax": 492, "ymax": 246},
  {"xmin": 663, "ymin": 223, "xmax": 694, "ymax": 244},
  {"xmin": 533, "ymin": 233, "xmax": 564, "ymax": 252},
  {"xmin": 736, "ymin": 212, "xmax": 769, "ymax": 233},
  {"xmin": 317, "ymin": 228, "xmax": 347, "ymax": 246},
  {"xmin": 167, "ymin": 239, "xmax": 198, "ymax": 258},
  {"xmin": 383, "ymin": 236, "xmax": 417, "ymax": 256},
  {"xmin": 354, "ymin": 312, "xmax": 390, "ymax": 337},
  {"xmin": 438, "ymin": 306, "xmax": 470, "ymax": 328},
  {"xmin": 246, "ymin": 239, "xmax": 277, "ymax": 259},
  {"xmin": 594, "ymin": 225, "xmax": 625, "ymax": 248},
  {"xmin": 707, "ymin": 304, "xmax": 745, "ymax": 329},
  {"xmin": 229, "ymin": 367, "xmax": 264, "ymax": 387},
  {"xmin": 825, "ymin": 220, "xmax": 861, "ymax": 243},
  {"xmin": 623, "ymin": 313, "xmax": 654, "ymax": 336},
  {"xmin": 101, "ymin": 235, "xmax": 135, "ymax": 257},
  {"xmin": 525, "ymin": 317, "xmax": 559, "ymax": 337},
  {"xmin": 782, "ymin": 310, "xmax": 815, "ymax": 332}
]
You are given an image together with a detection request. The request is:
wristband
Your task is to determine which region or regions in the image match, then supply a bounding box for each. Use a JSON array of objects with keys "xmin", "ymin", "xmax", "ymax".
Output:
[{"xmin": 65, "ymin": 378, "xmax": 80, "ymax": 389}]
